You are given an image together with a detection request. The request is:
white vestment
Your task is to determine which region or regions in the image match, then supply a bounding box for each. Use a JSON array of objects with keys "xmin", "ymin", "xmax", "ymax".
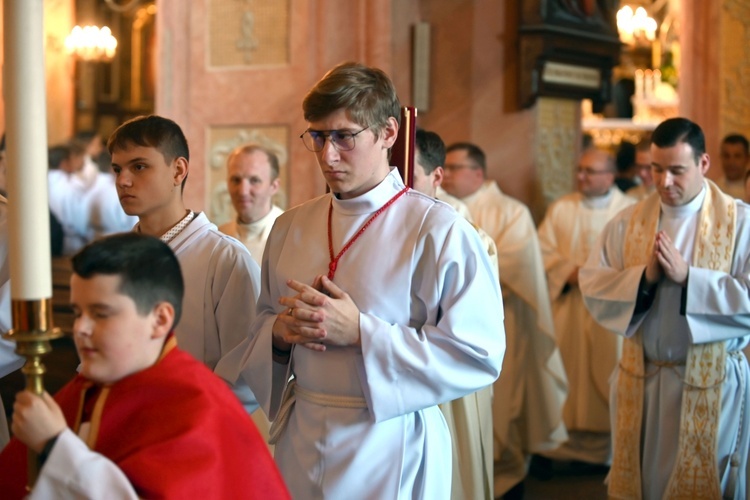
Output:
[
  {"xmin": 217, "ymin": 169, "xmax": 505, "ymax": 500},
  {"xmin": 436, "ymin": 188, "xmax": 497, "ymax": 500},
  {"xmin": 460, "ymin": 181, "xmax": 568, "ymax": 494},
  {"xmin": 49, "ymin": 159, "xmax": 136, "ymax": 254},
  {"xmin": 436, "ymin": 186, "xmax": 474, "ymax": 222},
  {"xmin": 537, "ymin": 189, "xmax": 635, "ymax": 463},
  {"xmin": 0, "ymin": 196, "xmax": 24, "ymax": 449},
  {"xmin": 220, "ymin": 207, "xmax": 284, "ymax": 446},
  {"xmin": 219, "ymin": 205, "xmax": 283, "ymax": 266},
  {"xmin": 168, "ymin": 212, "xmax": 261, "ymax": 413},
  {"xmin": 579, "ymin": 186, "xmax": 750, "ymax": 499},
  {"xmin": 716, "ymin": 175, "xmax": 746, "ymax": 200}
]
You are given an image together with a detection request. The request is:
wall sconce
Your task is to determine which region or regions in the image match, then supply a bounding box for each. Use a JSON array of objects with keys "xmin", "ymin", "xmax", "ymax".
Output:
[
  {"xmin": 64, "ymin": 25, "xmax": 118, "ymax": 62},
  {"xmin": 616, "ymin": 6, "xmax": 657, "ymax": 46}
]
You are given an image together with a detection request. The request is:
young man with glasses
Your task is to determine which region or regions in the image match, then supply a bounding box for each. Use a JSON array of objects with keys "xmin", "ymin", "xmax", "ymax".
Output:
[
  {"xmin": 536, "ymin": 146, "xmax": 634, "ymax": 469},
  {"xmin": 441, "ymin": 142, "xmax": 568, "ymax": 498},
  {"xmin": 216, "ymin": 62, "xmax": 505, "ymax": 499}
]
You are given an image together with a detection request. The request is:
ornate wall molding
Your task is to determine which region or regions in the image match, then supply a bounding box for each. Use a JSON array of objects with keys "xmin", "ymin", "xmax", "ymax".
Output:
[{"xmin": 209, "ymin": 0, "xmax": 290, "ymax": 67}]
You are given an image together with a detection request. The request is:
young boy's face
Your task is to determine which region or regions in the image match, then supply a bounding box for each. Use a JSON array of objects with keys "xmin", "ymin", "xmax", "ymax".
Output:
[
  {"xmin": 71, "ymin": 273, "xmax": 166, "ymax": 384},
  {"xmin": 111, "ymin": 143, "xmax": 186, "ymax": 218}
]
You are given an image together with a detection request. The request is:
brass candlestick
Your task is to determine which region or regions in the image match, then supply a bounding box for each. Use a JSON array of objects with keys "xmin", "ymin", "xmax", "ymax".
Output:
[{"xmin": 3, "ymin": 298, "xmax": 62, "ymax": 487}]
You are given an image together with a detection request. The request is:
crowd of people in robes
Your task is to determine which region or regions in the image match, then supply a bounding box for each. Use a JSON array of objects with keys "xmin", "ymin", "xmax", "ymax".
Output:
[{"xmin": 0, "ymin": 60, "xmax": 748, "ymax": 500}]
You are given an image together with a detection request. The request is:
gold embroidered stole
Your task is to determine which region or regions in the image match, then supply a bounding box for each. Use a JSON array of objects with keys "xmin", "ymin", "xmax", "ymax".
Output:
[{"xmin": 611, "ymin": 181, "xmax": 735, "ymax": 500}]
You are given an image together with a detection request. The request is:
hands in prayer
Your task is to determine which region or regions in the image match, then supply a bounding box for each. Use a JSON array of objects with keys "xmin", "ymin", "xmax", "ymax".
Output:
[
  {"xmin": 272, "ymin": 275, "xmax": 361, "ymax": 352},
  {"xmin": 11, "ymin": 390, "xmax": 66, "ymax": 453},
  {"xmin": 645, "ymin": 231, "xmax": 689, "ymax": 287}
]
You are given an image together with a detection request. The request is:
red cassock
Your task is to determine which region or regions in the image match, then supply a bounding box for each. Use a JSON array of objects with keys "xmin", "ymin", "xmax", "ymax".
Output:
[{"xmin": 0, "ymin": 339, "xmax": 290, "ymax": 499}]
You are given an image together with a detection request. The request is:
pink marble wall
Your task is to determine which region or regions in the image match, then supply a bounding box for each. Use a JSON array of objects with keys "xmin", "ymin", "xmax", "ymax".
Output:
[
  {"xmin": 156, "ymin": 0, "xmax": 394, "ymax": 212},
  {"xmin": 678, "ymin": 0, "xmax": 722, "ymax": 179},
  {"xmin": 391, "ymin": 1, "xmax": 537, "ymax": 207}
]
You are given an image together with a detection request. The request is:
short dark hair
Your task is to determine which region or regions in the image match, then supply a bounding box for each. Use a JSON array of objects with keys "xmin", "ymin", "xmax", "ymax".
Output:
[
  {"xmin": 651, "ymin": 117, "xmax": 705, "ymax": 161},
  {"xmin": 48, "ymin": 145, "xmax": 70, "ymax": 169},
  {"xmin": 446, "ymin": 142, "xmax": 487, "ymax": 174},
  {"xmin": 303, "ymin": 62, "xmax": 401, "ymax": 136},
  {"xmin": 72, "ymin": 233, "xmax": 184, "ymax": 328},
  {"xmin": 48, "ymin": 142, "xmax": 85, "ymax": 169},
  {"xmin": 722, "ymin": 133, "xmax": 750, "ymax": 155},
  {"xmin": 227, "ymin": 144, "xmax": 280, "ymax": 180},
  {"xmin": 615, "ymin": 141, "xmax": 636, "ymax": 173},
  {"xmin": 415, "ymin": 129, "xmax": 445, "ymax": 175},
  {"xmin": 107, "ymin": 115, "xmax": 190, "ymax": 189}
]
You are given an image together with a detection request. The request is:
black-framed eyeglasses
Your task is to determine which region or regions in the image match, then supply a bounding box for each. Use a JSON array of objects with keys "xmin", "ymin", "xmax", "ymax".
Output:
[{"xmin": 300, "ymin": 127, "xmax": 370, "ymax": 152}]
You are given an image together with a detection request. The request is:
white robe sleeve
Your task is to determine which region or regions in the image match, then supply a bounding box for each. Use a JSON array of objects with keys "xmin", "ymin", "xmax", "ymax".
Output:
[
  {"xmin": 209, "ymin": 241, "xmax": 262, "ymax": 413},
  {"xmin": 358, "ymin": 218, "xmax": 505, "ymax": 422},
  {"xmin": 579, "ymin": 212, "xmax": 645, "ymax": 337},
  {"xmin": 538, "ymin": 201, "xmax": 579, "ymax": 301},
  {"xmin": 683, "ymin": 206, "xmax": 750, "ymax": 343},
  {"xmin": 30, "ymin": 429, "xmax": 137, "ymax": 500}
]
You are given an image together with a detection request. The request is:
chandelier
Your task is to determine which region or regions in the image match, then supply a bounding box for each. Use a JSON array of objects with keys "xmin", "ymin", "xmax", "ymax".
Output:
[
  {"xmin": 616, "ymin": 6, "xmax": 657, "ymax": 46},
  {"xmin": 64, "ymin": 25, "xmax": 118, "ymax": 62}
]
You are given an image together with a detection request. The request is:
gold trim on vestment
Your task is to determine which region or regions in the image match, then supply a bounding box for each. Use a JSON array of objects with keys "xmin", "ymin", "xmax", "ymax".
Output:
[{"xmin": 610, "ymin": 181, "xmax": 734, "ymax": 499}]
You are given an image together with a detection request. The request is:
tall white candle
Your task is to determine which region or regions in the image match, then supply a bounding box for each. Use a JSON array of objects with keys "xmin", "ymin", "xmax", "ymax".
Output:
[{"xmin": 3, "ymin": 0, "xmax": 52, "ymax": 300}]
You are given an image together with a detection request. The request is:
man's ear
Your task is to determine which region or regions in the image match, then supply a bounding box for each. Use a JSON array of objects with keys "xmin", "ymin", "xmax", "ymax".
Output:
[
  {"xmin": 381, "ymin": 116, "xmax": 399, "ymax": 149},
  {"xmin": 433, "ymin": 166, "xmax": 444, "ymax": 189},
  {"xmin": 173, "ymin": 157, "xmax": 189, "ymax": 187},
  {"xmin": 699, "ymin": 153, "xmax": 710, "ymax": 176},
  {"xmin": 270, "ymin": 177, "xmax": 280, "ymax": 195},
  {"xmin": 151, "ymin": 302, "xmax": 175, "ymax": 339}
]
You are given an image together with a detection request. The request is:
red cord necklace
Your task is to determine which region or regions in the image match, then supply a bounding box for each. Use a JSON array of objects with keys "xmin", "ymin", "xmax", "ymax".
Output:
[{"xmin": 327, "ymin": 186, "xmax": 410, "ymax": 280}]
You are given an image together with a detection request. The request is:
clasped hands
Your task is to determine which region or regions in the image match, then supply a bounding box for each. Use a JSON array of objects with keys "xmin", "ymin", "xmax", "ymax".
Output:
[
  {"xmin": 645, "ymin": 230, "xmax": 689, "ymax": 287},
  {"xmin": 272, "ymin": 275, "xmax": 361, "ymax": 352}
]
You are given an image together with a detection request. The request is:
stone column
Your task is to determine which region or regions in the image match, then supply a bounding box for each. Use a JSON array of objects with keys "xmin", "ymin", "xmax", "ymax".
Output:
[{"xmin": 533, "ymin": 97, "xmax": 580, "ymax": 220}]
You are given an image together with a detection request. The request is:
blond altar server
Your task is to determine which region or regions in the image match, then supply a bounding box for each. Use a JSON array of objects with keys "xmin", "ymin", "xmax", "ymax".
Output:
[
  {"xmin": 537, "ymin": 147, "xmax": 635, "ymax": 465},
  {"xmin": 216, "ymin": 63, "xmax": 504, "ymax": 499},
  {"xmin": 219, "ymin": 144, "xmax": 284, "ymax": 266},
  {"xmin": 580, "ymin": 118, "xmax": 749, "ymax": 499},
  {"xmin": 442, "ymin": 142, "xmax": 568, "ymax": 498},
  {"xmin": 412, "ymin": 128, "xmax": 498, "ymax": 500}
]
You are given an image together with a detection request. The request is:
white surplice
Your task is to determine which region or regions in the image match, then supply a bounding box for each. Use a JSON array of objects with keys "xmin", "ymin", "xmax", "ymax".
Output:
[
  {"xmin": 219, "ymin": 205, "xmax": 284, "ymax": 266},
  {"xmin": 167, "ymin": 212, "xmax": 261, "ymax": 413},
  {"xmin": 579, "ymin": 186, "xmax": 750, "ymax": 499},
  {"xmin": 49, "ymin": 159, "xmax": 136, "ymax": 254},
  {"xmin": 216, "ymin": 169, "xmax": 505, "ymax": 500},
  {"xmin": 537, "ymin": 189, "xmax": 635, "ymax": 463},
  {"xmin": 460, "ymin": 181, "xmax": 568, "ymax": 494}
]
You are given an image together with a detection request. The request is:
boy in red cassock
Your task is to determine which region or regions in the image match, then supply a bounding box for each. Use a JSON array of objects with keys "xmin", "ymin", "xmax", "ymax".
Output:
[{"xmin": 0, "ymin": 233, "xmax": 289, "ymax": 499}]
